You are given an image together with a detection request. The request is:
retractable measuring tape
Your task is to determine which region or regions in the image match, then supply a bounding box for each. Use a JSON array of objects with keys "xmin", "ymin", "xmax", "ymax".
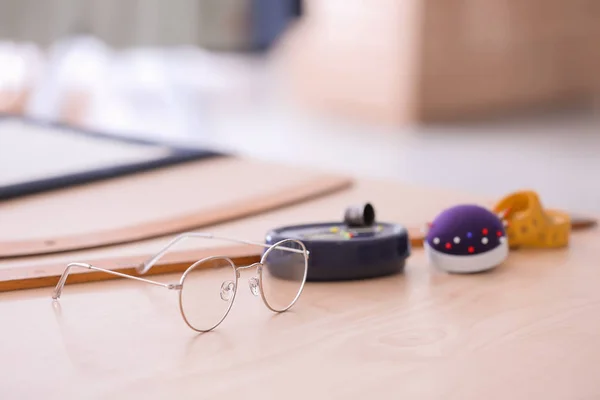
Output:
[{"xmin": 264, "ymin": 204, "xmax": 410, "ymax": 281}]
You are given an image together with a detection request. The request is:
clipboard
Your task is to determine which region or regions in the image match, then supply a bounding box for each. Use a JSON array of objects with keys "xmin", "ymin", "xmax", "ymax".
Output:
[{"xmin": 0, "ymin": 115, "xmax": 222, "ymax": 200}]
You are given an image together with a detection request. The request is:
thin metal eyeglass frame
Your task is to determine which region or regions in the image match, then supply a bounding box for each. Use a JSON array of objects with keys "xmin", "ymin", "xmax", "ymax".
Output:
[
  {"xmin": 52, "ymin": 232, "xmax": 309, "ymax": 332},
  {"xmin": 258, "ymin": 239, "xmax": 309, "ymax": 313}
]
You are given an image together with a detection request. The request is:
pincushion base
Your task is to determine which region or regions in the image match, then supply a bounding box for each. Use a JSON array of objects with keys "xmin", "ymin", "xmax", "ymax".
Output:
[{"xmin": 424, "ymin": 241, "xmax": 508, "ymax": 273}]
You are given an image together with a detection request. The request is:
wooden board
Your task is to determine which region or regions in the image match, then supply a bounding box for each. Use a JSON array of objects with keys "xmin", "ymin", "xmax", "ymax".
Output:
[
  {"xmin": 2, "ymin": 176, "xmax": 600, "ymax": 399},
  {"xmin": 0, "ymin": 245, "xmax": 261, "ymax": 293},
  {"xmin": 0, "ymin": 156, "xmax": 352, "ymax": 258}
]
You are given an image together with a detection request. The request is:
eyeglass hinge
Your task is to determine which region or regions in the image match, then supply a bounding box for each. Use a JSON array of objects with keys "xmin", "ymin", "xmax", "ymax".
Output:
[{"xmin": 168, "ymin": 283, "xmax": 183, "ymax": 290}]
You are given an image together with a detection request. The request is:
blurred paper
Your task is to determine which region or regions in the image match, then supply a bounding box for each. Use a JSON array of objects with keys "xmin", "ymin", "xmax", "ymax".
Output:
[{"xmin": 0, "ymin": 119, "xmax": 171, "ymax": 188}]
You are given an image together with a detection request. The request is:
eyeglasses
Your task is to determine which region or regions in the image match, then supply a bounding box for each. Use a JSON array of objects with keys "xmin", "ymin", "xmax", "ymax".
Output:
[{"xmin": 52, "ymin": 232, "xmax": 309, "ymax": 332}]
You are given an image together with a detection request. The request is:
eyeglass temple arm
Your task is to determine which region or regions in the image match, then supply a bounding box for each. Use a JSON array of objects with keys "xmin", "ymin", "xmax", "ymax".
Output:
[
  {"xmin": 52, "ymin": 262, "xmax": 179, "ymax": 300},
  {"xmin": 138, "ymin": 232, "xmax": 307, "ymax": 275}
]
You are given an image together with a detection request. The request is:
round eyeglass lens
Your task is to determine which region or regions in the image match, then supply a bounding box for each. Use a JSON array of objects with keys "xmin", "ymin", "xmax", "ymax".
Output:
[
  {"xmin": 260, "ymin": 239, "xmax": 308, "ymax": 312},
  {"xmin": 179, "ymin": 257, "xmax": 237, "ymax": 332}
]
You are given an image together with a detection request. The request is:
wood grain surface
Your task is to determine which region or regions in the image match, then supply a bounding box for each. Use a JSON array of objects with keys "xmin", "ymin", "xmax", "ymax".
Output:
[
  {"xmin": 2, "ymin": 231, "xmax": 599, "ymax": 399},
  {"xmin": 1, "ymin": 175, "xmax": 599, "ymax": 399}
]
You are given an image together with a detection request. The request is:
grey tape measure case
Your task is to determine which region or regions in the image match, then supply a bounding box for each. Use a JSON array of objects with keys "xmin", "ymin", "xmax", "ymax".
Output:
[{"xmin": 264, "ymin": 221, "xmax": 410, "ymax": 281}]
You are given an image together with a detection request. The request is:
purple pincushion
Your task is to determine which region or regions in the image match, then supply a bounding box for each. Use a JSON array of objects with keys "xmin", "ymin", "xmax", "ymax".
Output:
[{"xmin": 426, "ymin": 204, "xmax": 506, "ymax": 255}]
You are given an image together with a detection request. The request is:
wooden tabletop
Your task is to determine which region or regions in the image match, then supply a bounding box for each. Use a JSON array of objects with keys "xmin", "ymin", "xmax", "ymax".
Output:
[{"xmin": 2, "ymin": 176, "xmax": 599, "ymax": 399}]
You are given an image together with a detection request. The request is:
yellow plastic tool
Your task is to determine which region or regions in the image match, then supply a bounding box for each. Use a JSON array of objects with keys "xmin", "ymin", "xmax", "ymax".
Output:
[{"xmin": 493, "ymin": 190, "xmax": 571, "ymax": 249}]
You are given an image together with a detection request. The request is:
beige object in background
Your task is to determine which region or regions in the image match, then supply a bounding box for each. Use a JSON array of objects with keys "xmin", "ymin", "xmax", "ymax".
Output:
[
  {"xmin": 274, "ymin": 0, "xmax": 600, "ymax": 123},
  {"xmin": 273, "ymin": 0, "xmax": 421, "ymax": 124},
  {"xmin": 0, "ymin": 89, "xmax": 28, "ymax": 114}
]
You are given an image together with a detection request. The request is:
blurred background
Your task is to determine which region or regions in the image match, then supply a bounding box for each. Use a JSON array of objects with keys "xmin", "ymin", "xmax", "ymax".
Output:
[{"xmin": 1, "ymin": 0, "xmax": 600, "ymax": 212}]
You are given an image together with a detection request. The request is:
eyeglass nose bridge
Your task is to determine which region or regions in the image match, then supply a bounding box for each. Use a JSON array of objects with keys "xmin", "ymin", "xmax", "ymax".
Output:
[{"xmin": 235, "ymin": 262, "xmax": 262, "ymax": 277}]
